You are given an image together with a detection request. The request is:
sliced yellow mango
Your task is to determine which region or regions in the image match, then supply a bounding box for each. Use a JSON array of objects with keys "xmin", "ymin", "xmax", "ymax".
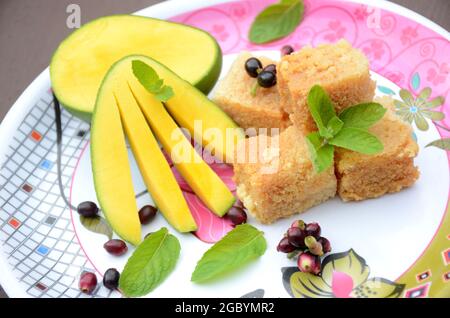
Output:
[
  {"xmin": 90, "ymin": 75, "xmax": 141, "ymax": 246},
  {"xmin": 128, "ymin": 75, "xmax": 235, "ymax": 217},
  {"xmin": 113, "ymin": 78, "xmax": 197, "ymax": 233},
  {"xmin": 126, "ymin": 55, "xmax": 245, "ymax": 163}
]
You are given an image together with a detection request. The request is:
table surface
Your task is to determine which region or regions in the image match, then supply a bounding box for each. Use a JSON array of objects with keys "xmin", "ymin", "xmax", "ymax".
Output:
[{"xmin": 0, "ymin": 0, "xmax": 449, "ymax": 298}]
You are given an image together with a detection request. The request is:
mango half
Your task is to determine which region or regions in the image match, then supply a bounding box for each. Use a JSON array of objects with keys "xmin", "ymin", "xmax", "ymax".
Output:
[{"xmin": 50, "ymin": 15, "xmax": 222, "ymax": 121}]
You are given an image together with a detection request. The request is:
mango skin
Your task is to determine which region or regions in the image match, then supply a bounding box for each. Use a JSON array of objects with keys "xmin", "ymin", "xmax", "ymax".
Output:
[{"xmin": 50, "ymin": 15, "xmax": 222, "ymax": 122}]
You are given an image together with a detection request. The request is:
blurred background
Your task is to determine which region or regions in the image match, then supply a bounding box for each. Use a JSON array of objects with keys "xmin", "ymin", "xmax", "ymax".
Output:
[{"xmin": 0, "ymin": 0, "xmax": 449, "ymax": 298}]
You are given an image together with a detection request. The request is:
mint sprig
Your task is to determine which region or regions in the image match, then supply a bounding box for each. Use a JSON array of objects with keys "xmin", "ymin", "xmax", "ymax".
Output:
[
  {"xmin": 191, "ymin": 224, "xmax": 266, "ymax": 283},
  {"xmin": 306, "ymin": 85, "xmax": 386, "ymax": 173},
  {"xmin": 132, "ymin": 60, "xmax": 174, "ymax": 102},
  {"xmin": 249, "ymin": 0, "xmax": 304, "ymax": 44},
  {"xmin": 119, "ymin": 227, "xmax": 180, "ymax": 297}
]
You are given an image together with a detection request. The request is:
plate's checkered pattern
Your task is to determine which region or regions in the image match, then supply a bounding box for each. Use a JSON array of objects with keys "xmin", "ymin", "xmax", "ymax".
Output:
[{"xmin": 0, "ymin": 90, "xmax": 115, "ymax": 298}]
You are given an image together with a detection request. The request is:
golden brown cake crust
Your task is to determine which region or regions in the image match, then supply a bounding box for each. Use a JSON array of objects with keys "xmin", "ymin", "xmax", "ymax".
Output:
[
  {"xmin": 233, "ymin": 126, "xmax": 337, "ymax": 223},
  {"xmin": 213, "ymin": 52, "xmax": 291, "ymax": 132},
  {"xmin": 335, "ymin": 96, "xmax": 420, "ymax": 201},
  {"xmin": 278, "ymin": 40, "xmax": 376, "ymax": 133}
]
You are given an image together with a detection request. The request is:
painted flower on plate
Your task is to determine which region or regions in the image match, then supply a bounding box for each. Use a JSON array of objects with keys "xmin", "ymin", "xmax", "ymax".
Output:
[
  {"xmin": 362, "ymin": 40, "xmax": 385, "ymax": 60},
  {"xmin": 284, "ymin": 249, "xmax": 405, "ymax": 298},
  {"xmin": 401, "ymin": 26, "xmax": 418, "ymax": 45},
  {"xmin": 394, "ymin": 87, "xmax": 445, "ymax": 131},
  {"xmin": 426, "ymin": 63, "xmax": 449, "ymax": 86},
  {"xmin": 324, "ymin": 20, "xmax": 346, "ymax": 42}
]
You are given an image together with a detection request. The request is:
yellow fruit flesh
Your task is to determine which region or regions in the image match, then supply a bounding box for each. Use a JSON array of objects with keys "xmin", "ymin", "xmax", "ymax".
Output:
[
  {"xmin": 128, "ymin": 56, "xmax": 245, "ymax": 163},
  {"xmin": 50, "ymin": 15, "xmax": 222, "ymax": 120},
  {"xmin": 113, "ymin": 78, "xmax": 197, "ymax": 233},
  {"xmin": 90, "ymin": 79, "xmax": 141, "ymax": 246},
  {"xmin": 128, "ymin": 76, "xmax": 235, "ymax": 216}
]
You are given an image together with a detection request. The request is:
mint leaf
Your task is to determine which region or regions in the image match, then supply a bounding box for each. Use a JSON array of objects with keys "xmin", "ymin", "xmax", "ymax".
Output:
[
  {"xmin": 307, "ymin": 85, "xmax": 336, "ymax": 139},
  {"xmin": 119, "ymin": 227, "xmax": 180, "ymax": 297},
  {"xmin": 339, "ymin": 103, "xmax": 386, "ymax": 129},
  {"xmin": 329, "ymin": 128, "xmax": 383, "ymax": 154},
  {"xmin": 326, "ymin": 116, "xmax": 344, "ymax": 136},
  {"xmin": 249, "ymin": 0, "xmax": 304, "ymax": 44},
  {"xmin": 132, "ymin": 60, "xmax": 174, "ymax": 102},
  {"xmin": 154, "ymin": 85, "xmax": 174, "ymax": 102},
  {"xmin": 191, "ymin": 224, "xmax": 266, "ymax": 282},
  {"xmin": 305, "ymin": 132, "xmax": 334, "ymax": 173}
]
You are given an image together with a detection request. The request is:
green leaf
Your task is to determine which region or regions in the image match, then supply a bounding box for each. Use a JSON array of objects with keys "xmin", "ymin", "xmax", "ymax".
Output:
[
  {"xmin": 305, "ymin": 132, "xmax": 334, "ymax": 173},
  {"xmin": 154, "ymin": 85, "xmax": 174, "ymax": 102},
  {"xmin": 132, "ymin": 60, "xmax": 174, "ymax": 102},
  {"xmin": 191, "ymin": 224, "xmax": 266, "ymax": 283},
  {"xmin": 248, "ymin": 0, "xmax": 304, "ymax": 44},
  {"xmin": 326, "ymin": 116, "xmax": 344, "ymax": 136},
  {"xmin": 426, "ymin": 138, "xmax": 450, "ymax": 150},
  {"xmin": 119, "ymin": 227, "xmax": 180, "ymax": 297},
  {"xmin": 339, "ymin": 103, "xmax": 386, "ymax": 129},
  {"xmin": 329, "ymin": 128, "xmax": 383, "ymax": 154},
  {"xmin": 79, "ymin": 215, "xmax": 113, "ymax": 240},
  {"xmin": 307, "ymin": 85, "xmax": 337, "ymax": 139}
]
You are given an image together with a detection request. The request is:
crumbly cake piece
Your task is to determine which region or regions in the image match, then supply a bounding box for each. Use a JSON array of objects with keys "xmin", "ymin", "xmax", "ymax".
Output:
[
  {"xmin": 213, "ymin": 52, "xmax": 290, "ymax": 133},
  {"xmin": 233, "ymin": 126, "xmax": 336, "ymax": 224},
  {"xmin": 278, "ymin": 39, "xmax": 376, "ymax": 133},
  {"xmin": 335, "ymin": 96, "xmax": 419, "ymax": 201}
]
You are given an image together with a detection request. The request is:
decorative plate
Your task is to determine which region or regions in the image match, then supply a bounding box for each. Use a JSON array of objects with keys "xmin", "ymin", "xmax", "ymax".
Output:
[{"xmin": 0, "ymin": 0, "xmax": 449, "ymax": 298}]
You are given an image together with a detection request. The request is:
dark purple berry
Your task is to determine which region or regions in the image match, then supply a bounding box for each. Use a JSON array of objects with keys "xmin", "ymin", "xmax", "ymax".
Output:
[
  {"xmin": 305, "ymin": 222, "xmax": 321, "ymax": 239},
  {"xmin": 79, "ymin": 272, "xmax": 97, "ymax": 294},
  {"xmin": 103, "ymin": 239, "xmax": 128, "ymax": 256},
  {"xmin": 138, "ymin": 205, "xmax": 157, "ymax": 225},
  {"xmin": 318, "ymin": 237, "xmax": 331, "ymax": 253},
  {"xmin": 297, "ymin": 252, "xmax": 321, "ymax": 275},
  {"xmin": 245, "ymin": 57, "xmax": 262, "ymax": 78},
  {"xmin": 257, "ymin": 71, "xmax": 277, "ymax": 88},
  {"xmin": 277, "ymin": 237, "xmax": 296, "ymax": 253},
  {"xmin": 103, "ymin": 268, "xmax": 120, "ymax": 290},
  {"xmin": 263, "ymin": 64, "xmax": 276, "ymax": 74},
  {"xmin": 281, "ymin": 45, "xmax": 294, "ymax": 56},
  {"xmin": 225, "ymin": 207, "xmax": 247, "ymax": 226},
  {"xmin": 287, "ymin": 227, "xmax": 307, "ymax": 248},
  {"xmin": 77, "ymin": 201, "xmax": 99, "ymax": 218}
]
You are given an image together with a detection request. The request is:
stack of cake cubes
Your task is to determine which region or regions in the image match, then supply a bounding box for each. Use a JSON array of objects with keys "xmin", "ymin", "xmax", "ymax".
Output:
[{"xmin": 213, "ymin": 40, "xmax": 419, "ymax": 224}]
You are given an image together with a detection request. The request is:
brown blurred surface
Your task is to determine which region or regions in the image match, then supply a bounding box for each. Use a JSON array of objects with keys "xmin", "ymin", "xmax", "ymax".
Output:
[{"xmin": 0, "ymin": 0, "xmax": 449, "ymax": 298}]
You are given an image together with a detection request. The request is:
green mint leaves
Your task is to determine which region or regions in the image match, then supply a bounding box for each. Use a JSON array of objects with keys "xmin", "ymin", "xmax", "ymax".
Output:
[
  {"xmin": 191, "ymin": 224, "xmax": 266, "ymax": 283},
  {"xmin": 132, "ymin": 60, "xmax": 174, "ymax": 102},
  {"xmin": 249, "ymin": 0, "xmax": 304, "ymax": 44},
  {"xmin": 306, "ymin": 85, "xmax": 386, "ymax": 173},
  {"xmin": 119, "ymin": 227, "xmax": 180, "ymax": 297}
]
